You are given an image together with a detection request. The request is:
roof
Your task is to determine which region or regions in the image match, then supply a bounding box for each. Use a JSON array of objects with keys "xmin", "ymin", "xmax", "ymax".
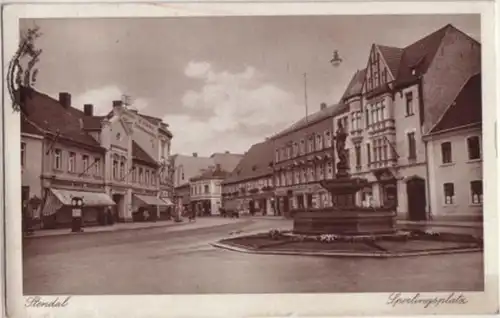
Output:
[
  {"xmin": 82, "ymin": 116, "xmax": 105, "ymax": 131},
  {"xmin": 20, "ymin": 88, "xmax": 104, "ymax": 150},
  {"xmin": 341, "ymin": 69, "xmax": 366, "ymax": 101},
  {"xmin": 190, "ymin": 166, "xmax": 231, "ymax": 182},
  {"xmin": 395, "ymin": 24, "xmax": 451, "ymax": 84},
  {"xmin": 271, "ymin": 103, "xmax": 349, "ymax": 139},
  {"xmin": 132, "ymin": 141, "xmax": 158, "ymax": 167},
  {"xmin": 376, "ymin": 44, "xmax": 404, "ymax": 78},
  {"xmin": 21, "ymin": 116, "xmax": 43, "ymax": 136},
  {"xmin": 222, "ymin": 140, "xmax": 274, "ymax": 184},
  {"xmin": 430, "ymin": 73, "xmax": 481, "ymax": 133}
]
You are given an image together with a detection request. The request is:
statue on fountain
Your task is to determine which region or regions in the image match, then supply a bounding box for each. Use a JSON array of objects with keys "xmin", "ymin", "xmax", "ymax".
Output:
[{"xmin": 292, "ymin": 118, "xmax": 397, "ymax": 235}]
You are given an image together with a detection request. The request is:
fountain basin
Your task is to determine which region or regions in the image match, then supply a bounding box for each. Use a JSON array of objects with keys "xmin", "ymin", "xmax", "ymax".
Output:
[{"xmin": 293, "ymin": 207, "xmax": 397, "ymax": 235}]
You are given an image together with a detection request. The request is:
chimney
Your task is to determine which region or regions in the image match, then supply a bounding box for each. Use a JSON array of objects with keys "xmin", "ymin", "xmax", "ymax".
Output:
[
  {"xmin": 84, "ymin": 104, "xmax": 94, "ymax": 116},
  {"xmin": 215, "ymin": 163, "xmax": 221, "ymax": 171},
  {"xmin": 59, "ymin": 92, "xmax": 71, "ymax": 109},
  {"xmin": 320, "ymin": 102, "xmax": 327, "ymax": 110},
  {"xmin": 192, "ymin": 152, "xmax": 198, "ymax": 157}
]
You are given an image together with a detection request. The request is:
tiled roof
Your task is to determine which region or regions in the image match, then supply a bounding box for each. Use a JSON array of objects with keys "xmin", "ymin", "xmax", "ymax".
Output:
[
  {"xmin": 271, "ymin": 103, "xmax": 349, "ymax": 139},
  {"xmin": 341, "ymin": 69, "xmax": 366, "ymax": 101},
  {"xmin": 222, "ymin": 140, "xmax": 274, "ymax": 185},
  {"xmin": 395, "ymin": 24, "xmax": 451, "ymax": 84},
  {"xmin": 376, "ymin": 45, "xmax": 404, "ymax": 78},
  {"xmin": 82, "ymin": 116, "xmax": 105, "ymax": 130},
  {"xmin": 430, "ymin": 73, "xmax": 481, "ymax": 133},
  {"xmin": 132, "ymin": 140, "xmax": 158, "ymax": 167},
  {"xmin": 190, "ymin": 166, "xmax": 231, "ymax": 182},
  {"xmin": 21, "ymin": 115, "xmax": 43, "ymax": 136},
  {"xmin": 21, "ymin": 88, "xmax": 104, "ymax": 150}
]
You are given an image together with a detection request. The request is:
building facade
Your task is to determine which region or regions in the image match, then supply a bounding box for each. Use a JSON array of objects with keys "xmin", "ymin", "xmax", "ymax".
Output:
[
  {"xmin": 189, "ymin": 165, "xmax": 228, "ymax": 216},
  {"xmin": 22, "ymin": 91, "xmax": 114, "ymax": 228},
  {"xmin": 21, "ymin": 89, "xmax": 175, "ymax": 227},
  {"xmin": 335, "ymin": 23, "xmax": 481, "ymax": 220},
  {"xmin": 221, "ymin": 140, "xmax": 275, "ymax": 215},
  {"xmin": 425, "ymin": 73, "xmax": 482, "ymax": 220},
  {"xmin": 270, "ymin": 103, "xmax": 346, "ymax": 216}
]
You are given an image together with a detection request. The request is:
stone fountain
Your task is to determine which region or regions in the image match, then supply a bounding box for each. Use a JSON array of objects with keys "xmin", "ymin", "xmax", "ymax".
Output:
[{"xmin": 293, "ymin": 123, "xmax": 397, "ymax": 236}]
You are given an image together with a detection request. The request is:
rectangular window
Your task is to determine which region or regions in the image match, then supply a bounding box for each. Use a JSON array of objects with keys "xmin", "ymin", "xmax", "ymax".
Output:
[
  {"xmin": 367, "ymin": 143, "xmax": 371, "ymax": 164},
  {"xmin": 68, "ymin": 152, "xmax": 76, "ymax": 172},
  {"xmin": 113, "ymin": 159, "xmax": 118, "ymax": 179},
  {"xmin": 316, "ymin": 164, "xmax": 323, "ymax": 180},
  {"xmin": 275, "ymin": 149, "xmax": 280, "ymax": 162},
  {"xmin": 21, "ymin": 142, "xmax": 26, "ymax": 167},
  {"xmin": 381, "ymin": 68, "xmax": 387, "ymax": 83},
  {"xmin": 355, "ymin": 144, "xmax": 361, "ymax": 168},
  {"xmin": 82, "ymin": 155, "xmax": 89, "ymax": 174},
  {"xmin": 326, "ymin": 162, "xmax": 333, "ymax": 179},
  {"xmin": 443, "ymin": 183, "xmax": 455, "ymax": 205},
  {"xmin": 132, "ymin": 165, "xmax": 137, "ymax": 182},
  {"xmin": 293, "ymin": 142, "xmax": 298, "ymax": 157},
  {"xmin": 365, "ymin": 108, "xmax": 370, "ymax": 127},
  {"xmin": 470, "ymin": 180, "xmax": 483, "ymax": 204},
  {"xmin": 300, "ymin": 139, "xmax": 305, "ymax": 154},
  {"xmin": 325, "ymin": 131, "xmax": 332, "ymax": 148},
  {"xmin": 93, "ymin": 158, "xmax": 101, "ymax": 176},
  {"xmin": 467, "ymin": 136, "xmax": 481, "ymax": 160},
  {"xmin": 53, "ymin": 149, "xmax": 62, "ymax": 170},
  {"xmin": 139, "ymin": 168, "xmax": 143, "ymax": 183},
  {"xmin": 120, "ymin": 161, "xmax": 125, "ymax": 179},
  {"xmin": 407, "ymin": 132, "xmax": 416, "ymax": 159},
  {"xmin": 405, "ymin": 92, "xmax": 414, "ymax": 116},
  {"xmin": 145, "ymin": 170, "xmax": 150, "ymax": 185},
  {"xmin": 204, "ymin": 184, "xmax": 209, "ymax": 194},
  {"xmin": 441, "ymin": 142, "xmax": 452, "ymax": 164},
  {"xmin": 302, "ymin": 168, "xmax": 307, "ymax": 183},
  {"xmin": 316, "ymin": 135, "xmax": 323, "ymax": 150}
]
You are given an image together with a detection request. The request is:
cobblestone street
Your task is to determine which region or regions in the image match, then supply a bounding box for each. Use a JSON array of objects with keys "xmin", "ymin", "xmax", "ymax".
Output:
[{"xmin": 23, "ymin": 218, "xmax": 484, "ymax": 295}]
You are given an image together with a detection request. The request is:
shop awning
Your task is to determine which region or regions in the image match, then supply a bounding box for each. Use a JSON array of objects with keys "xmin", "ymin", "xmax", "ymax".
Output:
[
  {"xmin": 50, "ymin": 188, "xmax": 115, "ymax": 207},
  {"xmin": 133, "ymin": 194, "xmax": 170, "ymax": 207},
  {"xmin": 160, "ymin": 198, "xmax": 174, "ymax": 206}
]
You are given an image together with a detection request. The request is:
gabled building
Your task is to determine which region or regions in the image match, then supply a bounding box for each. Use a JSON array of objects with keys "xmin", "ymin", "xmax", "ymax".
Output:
[
  {"xmin": 424, "ymin": 73, "xmax": 482, "ymax": 220},
  {"xmin": 335, "ymin": 23, "xmax": 481, "ymax": 220},
  {"xmin": 189, "ymin": 164, "xmax": 230, "ymax": 216},
  {"xmin": 221, "ymin": 140, "xmax": 275, "ymax": 215},
  {"xmin": 84, "ymin": 100, "xmax": 174, "ymax": 222},
  {"xmin": 21, "ymin": 90, "xmax": 114, "ymax": 228}
]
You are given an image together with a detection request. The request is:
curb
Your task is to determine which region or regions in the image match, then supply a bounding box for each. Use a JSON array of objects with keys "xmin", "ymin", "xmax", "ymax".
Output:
[
  {"xmin": 397, "ymin": 221, "xmax": 483, "ymax": 229},
  {"xmin": 26, "ymin": 219, "xmax": 251, "ymax": 239},
  {"xmin": 211, "ymin": 242, "xmax": 483, "ymax": 258}
]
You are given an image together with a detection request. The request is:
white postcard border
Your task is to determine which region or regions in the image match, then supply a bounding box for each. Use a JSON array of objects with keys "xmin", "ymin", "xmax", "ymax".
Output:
[{"xmin": 2, "ymin": 2, "xmax": 498, "ymax": 318}]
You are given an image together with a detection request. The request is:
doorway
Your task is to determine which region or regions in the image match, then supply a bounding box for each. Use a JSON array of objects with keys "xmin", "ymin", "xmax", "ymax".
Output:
[
  {"xmin": 406, "ymin": 177, "xmax": 427, "ymax": 221},
  {"xmin": 112, "ymin": 194, "xmax": 125, "ymax": 222}
]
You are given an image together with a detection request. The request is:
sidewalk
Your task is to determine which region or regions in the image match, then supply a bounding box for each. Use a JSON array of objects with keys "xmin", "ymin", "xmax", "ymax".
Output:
[{"xmin": 26, "ymin": 217, "xmax": 248, "ymax": 238}]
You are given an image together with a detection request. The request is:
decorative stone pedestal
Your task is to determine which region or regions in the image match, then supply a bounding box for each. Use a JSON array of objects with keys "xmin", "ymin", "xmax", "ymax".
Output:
[{"xmin": 292, "ymin": 123, "xmax": 397, "ymax": 236}]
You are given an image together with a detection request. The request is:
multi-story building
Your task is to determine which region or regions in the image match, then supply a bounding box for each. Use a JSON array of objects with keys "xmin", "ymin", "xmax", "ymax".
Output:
[
  {"xmin": 425, "ymin": 73, "xmax": 482, "ymax": 220},
  {"xmin": 189, "ymin": 164, "xmax": 229, "ymax": 216},
  {"xmin": 172, "ymin": 151, "xmax": 243, "ymax": 208},
  {"xmin": 22, "ymin": 90, "xmax": 114, "ymax": 228},
  {"xmin": 270, "ymin": 103, "xmax": 347, "ymax": 216},
  {"xmin": 85, "ymin": 99, "xmax": 174, "ymax": 221},
  {"xmin": 221, "ymin": 140, "xmax": 275, "ymax": 215},
  {"xmin": 22, "ymin": 90, "xmax": 175, "ymax": 227},
  {"xmin": 334, "ymin": 23, "xmax": 481, "ymax": 220}
]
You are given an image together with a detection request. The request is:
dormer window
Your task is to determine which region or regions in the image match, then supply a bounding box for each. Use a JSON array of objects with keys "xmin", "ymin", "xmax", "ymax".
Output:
[{"xmin": 411, "ymin": 68, "xmax": 417, "ymax": 76}]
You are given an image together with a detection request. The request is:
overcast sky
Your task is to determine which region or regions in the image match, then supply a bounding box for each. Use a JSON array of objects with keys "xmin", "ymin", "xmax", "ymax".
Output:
[{"xmin": 21, "ymin": 15, "xmax": 480, "ymax": 157}]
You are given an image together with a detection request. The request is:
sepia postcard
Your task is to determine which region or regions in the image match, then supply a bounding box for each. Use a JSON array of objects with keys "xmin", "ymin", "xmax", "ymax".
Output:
[{"xmin": 2, "ymin": 1, "xmax": 499, "ymax": 318}]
